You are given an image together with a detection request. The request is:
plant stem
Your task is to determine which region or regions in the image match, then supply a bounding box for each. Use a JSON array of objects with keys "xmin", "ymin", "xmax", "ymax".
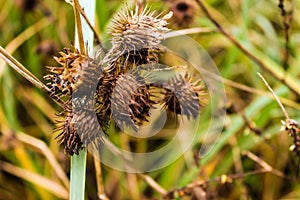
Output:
[
  {"xmin": 70, "ymin": 0, "xmax": 96, "ymax": 200},
  {"xmin": 70, "ymin": 151, "xmax": 87, "ymax": 200}
]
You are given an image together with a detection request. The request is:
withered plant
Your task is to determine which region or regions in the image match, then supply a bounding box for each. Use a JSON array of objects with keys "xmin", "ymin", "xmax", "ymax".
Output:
[
  {"xmin": 45, "ymin": 5, "xmax": 207, "ymax": 155},
  {"xmin": 1, "ymin": 0, "xmax": 300, "ymax": 199}
]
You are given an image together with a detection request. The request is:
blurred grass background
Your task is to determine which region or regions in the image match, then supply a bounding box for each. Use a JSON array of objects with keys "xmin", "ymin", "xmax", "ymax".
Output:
[{"xmin": 1, "ymin": 0, "xmax": 300, "ymax": 199}]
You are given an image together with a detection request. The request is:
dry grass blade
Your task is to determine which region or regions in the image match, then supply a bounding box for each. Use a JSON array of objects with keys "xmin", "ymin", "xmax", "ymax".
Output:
[
  {"xmin": 0, "ymin": 161, "xmax": 68, "ymax": 199},
  {"xmin": 0, "ymin": 46, "xmax": 67, "ymax": 109},
  {"xmin": 0, "ymin": 46, "xmax": 46, "ymax": 89},
  {"xmin": 63, "ymin": 0, "xmax": 105, "ymax": 51},
  {"xmin": 196, "ymin": 64, "xmax": 300, "ymax": 110},
  {"xmin": 73, "ymin": 0, "xmax": 85, "ymax": 54},
  {"xmin": 0, "ymin": 17, "xmax": 53, "ymax": 77},
  {"xmin": 243, "ymin": 150, "xmax": 286, "ymax": 178},
  {"xmin": 79, "ymin": 7, "xmax": 106, "ymax": 51},
  {"xmin": 0, "ymin": 119, "xmax": 69, "ymax": 189},
  {"xmin": 164, "ymin": 166, "xmax": 284, "ymax": 199},
  {"xmin": 222, "ymin": 77, "xmax": 300, "ymax": 110},
  {"xmin": 16, "ymin": 132, "xmax": 70, "ymax": 189},
  {"xmin": 257, "ymin": 72, "xmax": 300, "ymax": 173},
  {"xmin": 94, "ymin": 158, "xmax": 109, "ymax": 200},
  {"xmin": 164, "ymin": 27, "xmax": 215, "ymax": 38},
  {"xmin": 138, "ymin": 173, "xmax": 167, "ymax": 195},
  {"xmin": 257, "ymin": 72, "xmax": 290, "ymax": 120}
]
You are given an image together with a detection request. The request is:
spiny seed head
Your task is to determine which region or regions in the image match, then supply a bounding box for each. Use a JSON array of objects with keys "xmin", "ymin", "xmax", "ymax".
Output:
[
  {"xmin": 94, "ymin": 72, "xmax": 118, "ymax": 131},
  {"xmin": 73, "ymin": 108, "xmax": 105, "ymax": 149},
  {"xmin": 109, "ymin": 5, "xmax": 172, "ymax": 53},
  {"xmin": 111, "ymin": 72, "xmax": 153, "ymax": 131},
  {"xmin": 55, "ymin": 108, "xmax": 104, "ymax": 155},
  {"xmin": 103, "ymin": 5, "xmax": 171, "ymax": 75},
  {"xmin": 162, "ymin": 73, "xmax": 207, "ymax": 119},
  {"xmin": 45, "ymin": 47, "xmax": 87, "ymax": 96},
  {"xmin": 47, "ymin": 5, "xmax": 209, "ymax": 156},
  {"xmin": 54, "ymin": 112, "xmax": 83, "ymax": 155},
  {"xmin": 46, "ymin": 46, "xmax": 102, "ymax": 155},
  {"xmin": 45, "ymin": 47, "xmax": 99, "ymax": 97},
  {"xmin": 110, "ymin": 5, "xmax": 172, "ymax": 37}
]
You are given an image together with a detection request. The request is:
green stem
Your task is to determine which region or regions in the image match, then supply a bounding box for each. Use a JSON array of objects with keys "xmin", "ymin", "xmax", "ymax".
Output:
[
  {"xmin": 70, "ymin": 151, "xmax": 87, "ymax": 200},
  {"xmin": 70, "ymin": 0, "xmax": 95, "ymax": 199}
]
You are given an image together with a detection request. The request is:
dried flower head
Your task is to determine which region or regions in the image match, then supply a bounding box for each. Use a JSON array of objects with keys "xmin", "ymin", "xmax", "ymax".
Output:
[
  {"xmin": 111, "ymin": 71, "xmax": 154, "ymax": 131},
  {"xmin": 46, "ymin": 46, "xmax": 102, "ymax": 155},
  {"xmin": 55, "ymin": 112, "xmax": 83, "ymax": 155},
  {"xmin": 46, "ymin": 5, "xmax": 207, "ymax": 156},
  {"xmin": 45, "ymin": 47, "xmax": 99, "ymax": 97},
  {"xmin": 104, "ymin": 5, "xmax": 172, "ymax": 68},
  {"xmin": 45, "ymin": 47, "xmax": 86, "ymax": 96},
  {"xmin": 162, "ymin": 73, "xmax": 206, "ymax": 119},
  {"xmin": 110, "ymin": 5, "xmax": 172, "ymax": 48}
]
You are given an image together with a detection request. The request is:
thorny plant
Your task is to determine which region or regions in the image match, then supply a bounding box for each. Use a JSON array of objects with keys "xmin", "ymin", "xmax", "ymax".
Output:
[
  {"xmin": 1, "ymin": 0, "xmax": 300, "ymax": 199},
  {"xmin": 44, "ymin": 5, "xmax": 207, "ymax": 155}
]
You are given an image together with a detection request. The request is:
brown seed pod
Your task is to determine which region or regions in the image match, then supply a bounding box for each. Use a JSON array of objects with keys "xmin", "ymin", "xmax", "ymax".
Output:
[
  {"xmin": 44, "ymin": 47, "xmax": 85, "ymax": 96},
  {"xmin": 109, "ymin": 5, "xmax": 172, "ymax": 47},
  {"xmin": 91, "ymin": 5, "xmax": 173, "ymax": 134},
  {"xmin": 45, "ymin": 47, "xmax": 99, "ymax": 97},
  {"xmin": 103, "ymin": 5, "xmax": 172, "ymax": 70},
  {"xmin": 161, "ymin": 73, "xmax": 206, "ymax": 119},
  {"xmin": 46, "ymin": 46, "xmax": 102, "ymax": 155},
  {"xmin": 73, "ymin": 107, "xmax": 105, "ymax": 150},
  {"xmin": 94, "ymin": 72, "xmax": 118, "ymax": 131},
  {"xmin": 55, "ymin": 112, "xmax": 83, "ymax": 155},
  {"xmin": 111, "ymin": 72, "xmax": 154, "ymax": 131}
]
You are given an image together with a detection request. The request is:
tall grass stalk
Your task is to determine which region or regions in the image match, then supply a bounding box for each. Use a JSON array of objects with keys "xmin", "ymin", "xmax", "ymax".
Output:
[{"xmin": 70, "ymin": 0, "xmax": 95, "ymax": 200}]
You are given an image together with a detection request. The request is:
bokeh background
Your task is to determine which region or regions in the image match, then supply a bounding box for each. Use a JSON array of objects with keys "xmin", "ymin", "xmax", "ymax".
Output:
[{"xmin": 1, "ymin": 0, "xmax": 300, "ymax": 199}]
